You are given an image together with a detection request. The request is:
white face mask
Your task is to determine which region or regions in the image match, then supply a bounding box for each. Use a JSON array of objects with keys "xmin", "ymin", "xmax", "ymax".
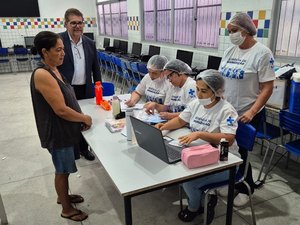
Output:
[
  {"xmin": 229, "ymin": 31, "xmax": 246, "ymax": 46},
  {"xmin": 198, "ymin": 95, "xmax": 215, "ymax": 106}
]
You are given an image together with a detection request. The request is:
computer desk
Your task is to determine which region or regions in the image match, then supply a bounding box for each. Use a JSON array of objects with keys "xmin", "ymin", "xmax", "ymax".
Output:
[{"xmin": 79, "ymin": 98, "xmax": 243, "ymax": 225}]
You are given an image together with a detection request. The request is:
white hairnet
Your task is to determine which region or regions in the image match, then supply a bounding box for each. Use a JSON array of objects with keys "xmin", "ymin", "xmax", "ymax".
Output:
[
  {"xmin": 229, "ymin": 12, "xmax": 257, "ymax": 36},
  {"xmin": 163, "ymin": 59, "xmax": 192, "ymax": 74},
  {"xmin": 196, "ymin": 69, "xmax": 224, "ymax": 97},
  {"xmin": 147, "ymin": 55, "xmax": 168, "ymax": 71}
]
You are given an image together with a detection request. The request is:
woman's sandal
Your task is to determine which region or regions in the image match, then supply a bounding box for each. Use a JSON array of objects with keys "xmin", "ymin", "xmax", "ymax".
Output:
[
  {"xmin": 57, "ymin": 194, "xmax": 84, "ymax": 204},
  {"xmin": 61, "ymin": 210, "xmax": 88, "ymax": 222}
]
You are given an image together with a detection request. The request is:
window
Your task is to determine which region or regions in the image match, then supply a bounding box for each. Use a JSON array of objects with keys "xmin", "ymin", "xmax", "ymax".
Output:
[
  {"xmin": 97, "ymin": 0, "xmax": 128, "ymax": 38},
  {"xmin": 143, "ymin": 0, "xmax": 221, "ymax": 48},
  {"xmin": 275, "ymin": 0, "xmax": 300, "ymax": 57}
]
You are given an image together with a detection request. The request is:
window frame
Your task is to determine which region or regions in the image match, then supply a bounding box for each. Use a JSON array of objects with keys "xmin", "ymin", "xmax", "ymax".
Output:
[
  {"xmin": 96, "ymin": 0, "xmax": 128, "ymax": 38},
  {"xmin": 270, "ymin": 0, "xmax": 300, "ymax": 62},
  {"xmin": 141, "ymin": 0, "xmax": 221, "ymax": 49}
]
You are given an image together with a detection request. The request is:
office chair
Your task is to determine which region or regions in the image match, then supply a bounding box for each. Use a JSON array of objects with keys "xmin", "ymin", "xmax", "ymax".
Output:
[{"xmin": 179, "ymin": 122, "xmax": 257, "ymax": 225}]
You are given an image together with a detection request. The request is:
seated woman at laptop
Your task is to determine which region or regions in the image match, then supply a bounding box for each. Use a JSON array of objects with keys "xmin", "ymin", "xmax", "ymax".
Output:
[
  {"xmin": 156, "ymin": 70, "xmax": 239, "ymax": 224},
  {"xmin": 125, "ymin": 55, "xmax": 169, "ymax": 107},
  {"xmin": 144, "ymin": 59, "xmax": 197, "ymax": 120}
]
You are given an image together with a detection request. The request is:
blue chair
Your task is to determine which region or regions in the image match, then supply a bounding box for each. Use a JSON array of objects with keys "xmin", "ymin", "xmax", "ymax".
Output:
[
  {"xmin": 129, "ymin": 61, "xmax": 143, "ymax": 85},
  {"xmin": 14, "ymin": 47, "xmax": 31, "ymax": 72},
  {"xmin": 275, "ymin": 111, "xmax": 300, "ymax": 168},
  {"xmin": 120, "ymin": 59, "xmax": 137, "ymax": 93},
  {"xmin": 102, "ymin": 82, "xmax": 115, "ymax": 96},
  {"xmin": 31, "ymin": 54, "xmax": 41, "ymax": 70},
  {"xmin": 255, "ymin": 109, "xmax": 289, "ymax": 187},
  {"xmin": 179, "ymin": 122, "xmax": 257, "ymax": 225},
  {"xmin": 0, "ymin": 48, "xmax": 12, "ymax": 73}
]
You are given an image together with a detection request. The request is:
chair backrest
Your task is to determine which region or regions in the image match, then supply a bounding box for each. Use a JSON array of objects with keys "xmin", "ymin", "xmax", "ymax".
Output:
[
  {"xmin": 102, "ymin": 82, "xmax": 115, "ymax": 96},
  {"xmin": 236, "ymin": 122, "xmax": 256, "ymax": 152},
  {"xmin": 0, "ymin": 48, "xmax": 8, "ymax": 56},
  {"xmin": 14, "ymin": 47, "xmax": 28, "ymax": 55},
  {"xmin": 279, "ymin": 110, "xmax": 300, "ymax": 135},
  {"xmin": 137, "ymin": 62, "xmax": 148, "ymax": 75}
]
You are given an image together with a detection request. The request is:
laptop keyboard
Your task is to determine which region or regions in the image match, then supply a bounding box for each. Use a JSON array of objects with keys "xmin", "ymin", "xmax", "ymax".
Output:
[{"xmin": 165, "ymin": 145, "xmax": 181, "ymax": 161}]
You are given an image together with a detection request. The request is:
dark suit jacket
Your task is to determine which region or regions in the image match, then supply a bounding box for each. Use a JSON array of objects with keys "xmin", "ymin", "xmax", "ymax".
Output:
[{"xmin": 58, "ymin": 31, "xmax": 101, "ymax": 99}]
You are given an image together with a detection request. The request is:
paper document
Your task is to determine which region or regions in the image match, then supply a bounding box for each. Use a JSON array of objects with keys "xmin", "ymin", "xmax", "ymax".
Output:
[
  {"xmin": 136, "ymin": 111, "xmax": 167, "ymax": 124},
  {"xmin": 120, "ymin": 102, "xmax": 144, "ymax": 112}
]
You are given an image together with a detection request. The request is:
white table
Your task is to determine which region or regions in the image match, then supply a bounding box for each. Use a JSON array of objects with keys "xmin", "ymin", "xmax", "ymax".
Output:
[{"xmin": 79, "ymin": 98, "xmax": 243, "ymax": 225}]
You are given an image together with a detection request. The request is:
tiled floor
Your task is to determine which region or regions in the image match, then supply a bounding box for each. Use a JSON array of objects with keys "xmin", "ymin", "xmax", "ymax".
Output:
[{"xmin": 1, "ymin": 72, "xmax": 300, "ymax": 225}]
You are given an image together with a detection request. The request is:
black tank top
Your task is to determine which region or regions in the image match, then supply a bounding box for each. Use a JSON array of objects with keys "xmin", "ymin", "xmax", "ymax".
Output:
[{"xmin": 30, "ymin": 64, "xmax": 82, "ymax": 149}]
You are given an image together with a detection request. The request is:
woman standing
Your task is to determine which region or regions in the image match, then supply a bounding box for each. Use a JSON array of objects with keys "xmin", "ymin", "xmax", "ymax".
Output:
[
  {"xmin": 219, "ymin": 12, "xmax": 275, "ymax": 206},
  {"xmin": 30, "ymin": 31, "xmax": 92, "ymax": 221}
]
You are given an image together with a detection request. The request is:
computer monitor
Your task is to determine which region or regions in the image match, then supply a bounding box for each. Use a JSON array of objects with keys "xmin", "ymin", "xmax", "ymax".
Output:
[
  {"xmin": 207, "ymin": 55, "xmax": 222, "ymax": 70},
  {"xmin": 83, "ymin": 32, "xmax": 94, "ymax": 40},
  {"xmin": 24, "ymin": 36, "xmax": 35, "ymax": 49},
  {"xmin": 113, "ymin": 39, "xmax": 120, "ymax": 50},
  {"xmin": 0, "ymin": 38, "xmax": 2, "ymax": 48},
  {"xmin": 103, "ymin": 38, "xmax": 110, "ymax": 48},
  {"xmin": 148, "ymin": 45, "xmax": 160, "ymax": 56},
  {"xmin": 119, "ymin": 40, "xmax": 128, "ymax": 54},
  {"xmin": 176, "ymin": 49, "xmax": 193, "ymax": 67},
  {"xmin": 131, "ymin": 42, "xmax": 142, "ymax": 56}
]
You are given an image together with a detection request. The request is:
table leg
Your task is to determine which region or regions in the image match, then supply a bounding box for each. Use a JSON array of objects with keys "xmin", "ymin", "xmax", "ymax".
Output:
[
  {"xmin": 226, "ymin": 166, "xmax": 236, "ymax": 225},
  {"xmin": 124, "ymin": 196, "xmax": 132, "ymax": 225}
]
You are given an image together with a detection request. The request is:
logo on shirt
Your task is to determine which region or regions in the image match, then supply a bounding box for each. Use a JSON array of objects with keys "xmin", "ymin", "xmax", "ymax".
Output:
[
  {"xmin": 226, "ymin": 116, "xmax": 235, "ymax": 126},
  {"xmin": 220, "ymin": 66, "xmax": 245, "ymax": 80},
  {"xmin": 188, "ymin": 89, "xmax": 195, "ymax": 97},
  {"xmin": 269, "ymin": 57, "xmax": 275, "ymax": 69}
]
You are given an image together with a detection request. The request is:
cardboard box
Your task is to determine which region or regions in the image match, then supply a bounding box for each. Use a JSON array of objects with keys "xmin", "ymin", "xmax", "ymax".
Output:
[{"xmin": 266, "ymin": 79, "xmax": 289, "ymax": 109}]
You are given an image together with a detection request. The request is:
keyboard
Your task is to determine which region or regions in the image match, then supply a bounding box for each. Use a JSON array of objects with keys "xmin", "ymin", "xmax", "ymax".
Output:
[{"xmin": 165, "ymin": 144, "xmax": 181, "ymax": 161}]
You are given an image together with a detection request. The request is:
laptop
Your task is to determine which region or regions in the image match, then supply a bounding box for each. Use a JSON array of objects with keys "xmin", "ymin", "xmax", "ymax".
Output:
[{"xmin": 130, "ymin": 116, "xmax": 183, "ymax": 164}]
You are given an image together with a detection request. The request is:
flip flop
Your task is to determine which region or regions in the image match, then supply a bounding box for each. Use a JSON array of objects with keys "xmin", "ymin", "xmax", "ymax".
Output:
[
  {"xmin": 57, "ymin": 194, "xmax": 84, "ymax": 204},
  {"xmin": 61, "ymin": 210, "xmax": 88, "ymax": 222}
]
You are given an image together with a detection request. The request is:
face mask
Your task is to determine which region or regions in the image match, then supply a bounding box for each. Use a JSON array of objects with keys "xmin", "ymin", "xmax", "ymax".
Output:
[
  {"xmin": 229, "ymin": 31, "xmax": 246, "ymax": 45},
  {"xmin": 198, "ymin": 94, "xmax": 215, "ymax": 106}
]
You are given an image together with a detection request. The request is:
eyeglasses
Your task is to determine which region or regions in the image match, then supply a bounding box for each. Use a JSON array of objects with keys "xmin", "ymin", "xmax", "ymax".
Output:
[
  {"xmin": 73, "ymin": 46, "xmax": 81, "ymax": 59},
  {"xmin": 69, "ymin": 21, "xmax": 84, "ymax": 27},
  {"xmin": 166, "ymin": 71, "xmax": 176, "ymax": 80}
]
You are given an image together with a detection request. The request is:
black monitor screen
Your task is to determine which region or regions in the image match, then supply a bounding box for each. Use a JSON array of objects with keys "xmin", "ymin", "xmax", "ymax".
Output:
[
  {"xmin": 83, "ymin": 32, "xmax": 94, "ymax": 40},
  {"xmin": 119, "ymin": 40, "xmax": 128, "ymax": 54},
  {"xmin": 131, "ymin": 42, "xmax": 142, "ymax": 56},
  {"xmin": 113, "ymin": 39, "xmax": 120, "ymax": 49},
  {"xmin": 0, "ymin": 39, "xmax": 2, "ymax": 48},
  {"xmin": 207, "ymin": 55, "xmax": 222, "ymax": 70},
  {"xmin": 24, "ymin": 36, "xmax": 35, "ymax": 48},
  {"xmin": 148, "ymin": 45, "xmax": 160, "ymax": 56},
  {"xmin": 103, "ymin": 38, "xmax": 110, "ymax": 48},
  {"xmin": 176, "ymin": 50, "xmax": 193, "ymax": 67}
]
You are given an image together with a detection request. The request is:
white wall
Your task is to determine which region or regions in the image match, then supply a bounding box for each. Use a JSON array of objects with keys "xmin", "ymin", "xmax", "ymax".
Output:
[
  {"xmin": 222, "ymin": 0, "xmax": 273, "ymax": 12},
  {"xmin": 0, "ymin": 0, "xmax": 98, "ymax": 48},
  {"xmin": 38, "ymin": 0, "xmax": 97, "ymax": 18}
]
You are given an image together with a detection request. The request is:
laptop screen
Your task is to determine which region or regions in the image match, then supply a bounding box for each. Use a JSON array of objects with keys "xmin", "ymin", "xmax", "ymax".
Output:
[{"xmin": 130, "ymin": 116, "xmax": 181, "ymax": 164}]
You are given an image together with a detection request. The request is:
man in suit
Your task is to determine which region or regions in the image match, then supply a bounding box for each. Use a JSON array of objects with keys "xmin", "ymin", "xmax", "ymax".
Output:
[{"xmin": 58, "ymin": 8, "xmax": 101, "ymax": 161}]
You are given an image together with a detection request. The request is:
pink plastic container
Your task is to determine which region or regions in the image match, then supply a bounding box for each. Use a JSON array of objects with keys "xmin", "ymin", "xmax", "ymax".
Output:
[{"xmin": 181, "ymin": 144, "xmax": 219, "ymax": 169}]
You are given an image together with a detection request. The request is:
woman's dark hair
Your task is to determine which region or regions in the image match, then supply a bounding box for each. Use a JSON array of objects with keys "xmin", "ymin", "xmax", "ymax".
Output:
[{"xmin": 33, "ymin": 31, "xmax": 61, "ymax": 59}]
